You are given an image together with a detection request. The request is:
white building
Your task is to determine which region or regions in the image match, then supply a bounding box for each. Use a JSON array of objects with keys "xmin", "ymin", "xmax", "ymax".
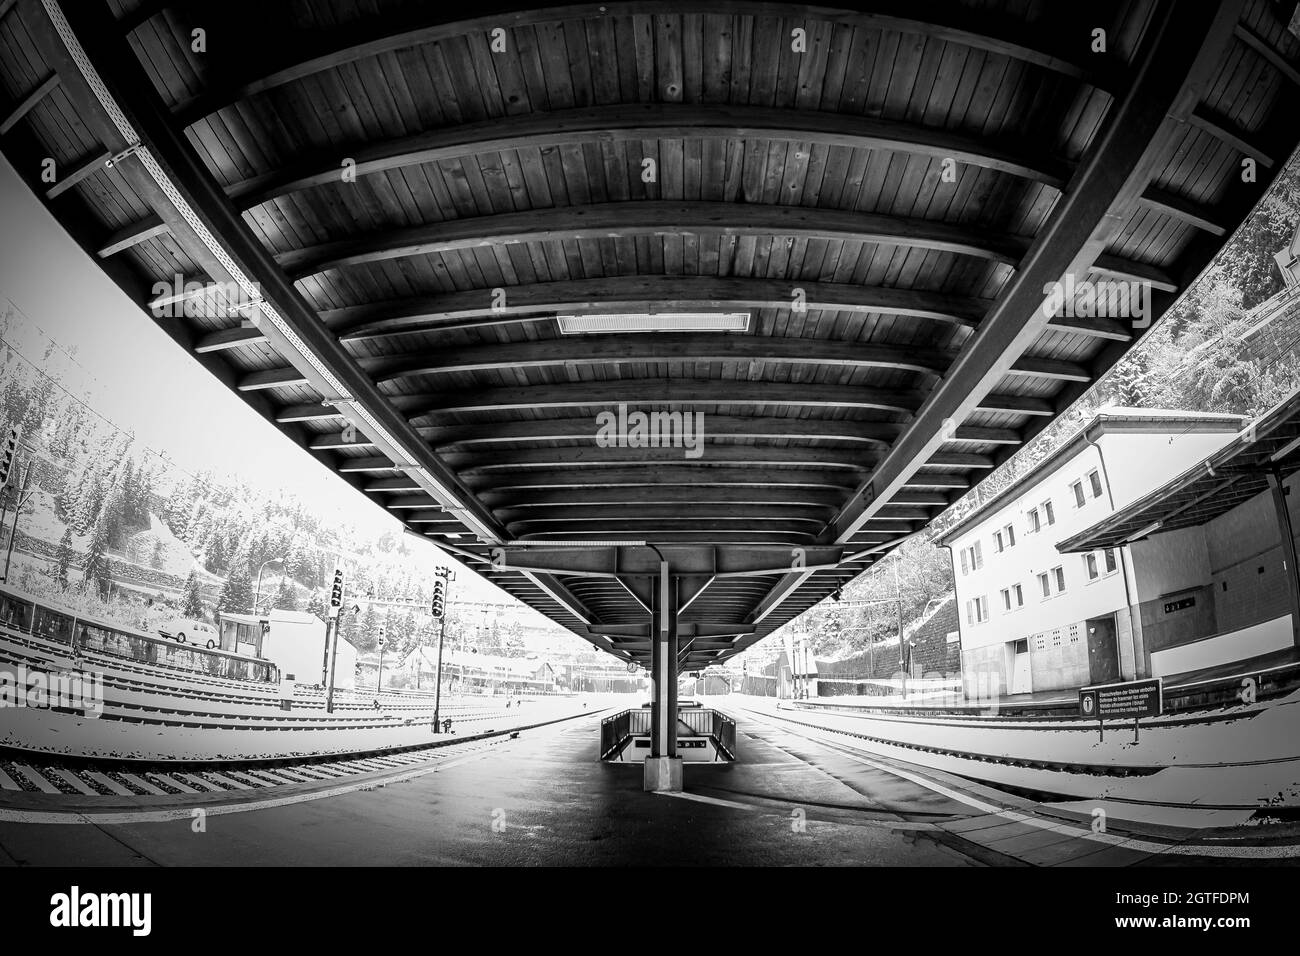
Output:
[
  {"xmin": 219, "ymin": 609, "xmax": 357, "ymax": 689},
  {"xmin": 937, "ymin": 408, "xmax": 1246, "ymax": 695},
  {"xmin": 1060, "ymin": 389, "xmax": 1300, "ymax": 681}
]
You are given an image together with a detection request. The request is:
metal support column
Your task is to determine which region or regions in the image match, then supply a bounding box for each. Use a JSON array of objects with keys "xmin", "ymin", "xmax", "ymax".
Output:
[
  {"xmin": 650, "ymin": 562, "xmax": 678, "ymax": 759},
  {"xmin": 645, "ymin": 561, "xmax": 681, "ymax": 791},
  {"xmin": 1267, "ymin": 466, "xmax": 1300, "ymax": 650},
  {"xmin": 665, "ymin": 574, "xmax": 679, "ymax": 759}
]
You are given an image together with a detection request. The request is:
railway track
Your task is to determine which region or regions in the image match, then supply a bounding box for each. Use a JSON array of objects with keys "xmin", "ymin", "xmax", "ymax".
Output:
[
  {"xmin": 0, "ymin": 704, "xmax": 609, "ymax": 804},
  {"xmin": 727, "ymin": 699, "xmax": 1300, "ymax": 813}
]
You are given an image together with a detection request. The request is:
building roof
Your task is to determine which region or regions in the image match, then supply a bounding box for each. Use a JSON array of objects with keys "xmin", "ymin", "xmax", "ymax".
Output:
[
  {"xmin": 6, "ymin": 2, "xmax": 1296, "ymax": 673},
  {"xmin": 408, "ymin": 646, "xmax": 553, "ymax": 679},
  {"xmin": 937, "ymin": 407, "xmax": 1247, "ymax": 545},
  {"xmin": 220, "ymin": 609, "xmax": 323, "ymax": 626},
  {"xmin": 1058, "ymin": 387, "xmax": 1300, "ymax": 552}
]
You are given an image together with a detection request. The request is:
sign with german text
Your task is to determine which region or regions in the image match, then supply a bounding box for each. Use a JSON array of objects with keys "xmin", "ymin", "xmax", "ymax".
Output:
[{"xmin": 1079, "ymin": 678, "xmax": 1162, "ymax": 720}]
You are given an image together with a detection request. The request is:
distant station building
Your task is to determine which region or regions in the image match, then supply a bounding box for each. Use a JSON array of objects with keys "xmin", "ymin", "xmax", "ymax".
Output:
[
  {"xmin": 219, "ymin": 609, "xmax": 356, "ymax": 689},
  {"xmin": 1059, "ymin": 388, "xmax": 1300, "ymax": 682},
  {"xmin": 405, "ymin": 646, "xmax": 558, "ymax": 696},
  {"xmin": 938, "ymin": 408, "xmax": 1246, "ymax": 695}
]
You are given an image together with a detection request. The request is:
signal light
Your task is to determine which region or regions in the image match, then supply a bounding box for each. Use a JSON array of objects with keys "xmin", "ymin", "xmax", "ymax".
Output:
[
  {"xmin": 0, "ymin": 425, "xmax": 21, "ymax": 490},
  {"xmin": 431, "ymin": 578, "xmax": 446, "ymax": 618},
  {"xmin": 328, "ymin": 568, "xmax": 346, "ymax": 617}
]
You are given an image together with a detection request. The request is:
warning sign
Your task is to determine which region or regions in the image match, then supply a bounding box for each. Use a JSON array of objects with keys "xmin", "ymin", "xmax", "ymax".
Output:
[{"xmin": 1079, "ymin": 678, "xmax": 1162, "ymax": 720}]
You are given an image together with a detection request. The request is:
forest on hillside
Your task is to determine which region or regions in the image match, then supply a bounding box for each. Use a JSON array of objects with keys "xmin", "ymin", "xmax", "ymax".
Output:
[{"xmin": 0, "ymin": 306, "xmax": 510, "ymax": 661}]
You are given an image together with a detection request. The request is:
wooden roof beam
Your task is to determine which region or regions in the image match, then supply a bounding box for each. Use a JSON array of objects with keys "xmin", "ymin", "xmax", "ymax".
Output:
[
  {"xmin": 277, "ymin": 202, "xmax": 1029, "ymax": 279},
  {"xmin": 404, "ymin": 380, "xmax": 929, "ymax": 417},
  {"xmin": 166, "ymin": 3, "xmax": 1119, "ymax": 129},
  {"xmin": 249, "ymin": 342, "xmax": 1086, "ymax": 391},
  {"xmin": 448, "ymin": 446, "xmax": 875, "ymax": 470},
  {"xmin": 226, "ymin": 104, "xmax": 1072, "ymax": 207},
  {"xmin": 463, "ymin": 466, "xmax": 863, "ymax": 491},
  {"xmin": 476, "ymin": 487, "xmax": 851, "ymax": 509},
  {"xmin": 329, "ymin": 277, "xmax": 991, "ymax": 339},
  {"xmin": 368, "ymin": 334, "xmax": 952, "ymax": 383},
  {"xmin": 0, "ymin": 72, "xmax": 59, "ymax": 135}
]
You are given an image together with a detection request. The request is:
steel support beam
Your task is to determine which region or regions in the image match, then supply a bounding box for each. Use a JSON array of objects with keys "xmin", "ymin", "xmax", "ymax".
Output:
[{"xmin": 54, "ymin": 0, "xmax": 506, "ymax": 545}]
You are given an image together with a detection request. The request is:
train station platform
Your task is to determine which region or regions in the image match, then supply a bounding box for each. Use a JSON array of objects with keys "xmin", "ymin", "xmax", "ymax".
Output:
[
  {"xmin": 801, "ymin": 648, "xmax": 1300, "ymax": 714},
  {"xmin": 1, "ymin": 704, "xmax": 1293, "ymax": 867}
]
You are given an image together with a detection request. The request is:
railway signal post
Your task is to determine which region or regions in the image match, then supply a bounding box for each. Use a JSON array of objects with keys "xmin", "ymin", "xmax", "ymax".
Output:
[{"xmin": 432, "ymin": 568, "xmax": 453, "ymax": 732}]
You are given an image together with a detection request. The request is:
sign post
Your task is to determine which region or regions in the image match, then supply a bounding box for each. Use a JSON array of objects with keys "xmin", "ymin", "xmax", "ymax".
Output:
[{"xmin": 1079, "ymin": 677, "xmax": 1162, "ymax": 743}]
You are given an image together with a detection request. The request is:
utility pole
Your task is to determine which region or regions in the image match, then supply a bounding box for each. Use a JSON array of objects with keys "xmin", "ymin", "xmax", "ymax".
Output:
[
  {"xmin": 0, "ymin": 426, "xmax": 20, "ymax": 571},
  {"xmin": 892, "ymin": 552, "xmax": 907, "ymax": 697},
  {"xmin": 2, "ymin": 462, "xmax": 34, "ymax": 584}
]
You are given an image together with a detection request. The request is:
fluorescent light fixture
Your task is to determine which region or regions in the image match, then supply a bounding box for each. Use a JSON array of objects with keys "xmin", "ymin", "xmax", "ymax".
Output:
[
  {"xmin": 1126, "ymin": 521, "xmax": 1163, "ymax": 543},
  {"xmin": 506, "ymin": 540, "xmax": 646, "ymax": 547},
  {"xmin": 557, "ymin": 313, "xmax": 750, "ymax": 334}
]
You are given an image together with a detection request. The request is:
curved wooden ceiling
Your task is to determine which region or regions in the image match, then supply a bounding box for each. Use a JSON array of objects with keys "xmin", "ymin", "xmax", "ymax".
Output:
[{"xmin": 2, "ymin": 0, "xmax": 1298, "ymax": 669}]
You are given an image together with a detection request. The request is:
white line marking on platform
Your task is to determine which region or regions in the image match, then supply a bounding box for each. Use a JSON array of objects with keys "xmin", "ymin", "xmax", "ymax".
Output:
[{"xmin": 659, "ymin": 791, "xmax": 756, "ymax": 811}]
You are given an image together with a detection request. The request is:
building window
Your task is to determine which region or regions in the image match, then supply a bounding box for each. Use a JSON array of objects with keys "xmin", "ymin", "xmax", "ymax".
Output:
[
  {"xmin": 966, "ymin": 596, "xmax": 989, "ymax": 625},
  {"xmin": 1027, "ymin": 507, "xmax": 1041, "ymax": 533},
  {"xmin": 1004, "ymin": 524, "xmax": 1016, "ymax": 548},
  {"xmin": 1044, "ymin": 500, "xmax": 1056, "ymax": 525},
  {"xmin": 1103, "ymin": 548, "xmax": 1117, "ymax": 573},
  {"xmin": 1085, "ymin": 553, "xmax": 1099, "ymax": 580},
  {"xmin": 1040, "ymin": 567, "xmax": 1066, "ymax": 597},
  {"xmin": 1002, "ymin": 584, "xmax": 1024, "ymax": 610},
  {"xmin": 960, "ymin": 541, "xmax": 983, "ymax": 573},
  {"xmin": 1088, "ymin": 469, "xmax": 1104, "ymax": 499},
  {"xmin": 994, "ymin": 530, "xmax": 1004, "ymax": 553},
  {"xmin": 1072, "ymin": 480, "xmax": 1086, "ymax": 507}
]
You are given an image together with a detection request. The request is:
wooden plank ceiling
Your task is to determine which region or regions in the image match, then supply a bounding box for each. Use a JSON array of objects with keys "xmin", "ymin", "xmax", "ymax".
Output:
[{"xmin": 2, "ymin": 0, "xmax": 1298, "ymax": 670}]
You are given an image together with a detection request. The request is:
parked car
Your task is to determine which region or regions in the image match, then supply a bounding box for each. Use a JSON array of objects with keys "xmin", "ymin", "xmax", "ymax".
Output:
[{"xmin": 158, "ymin": 618, "xmax": 219, "ymax": 650}]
